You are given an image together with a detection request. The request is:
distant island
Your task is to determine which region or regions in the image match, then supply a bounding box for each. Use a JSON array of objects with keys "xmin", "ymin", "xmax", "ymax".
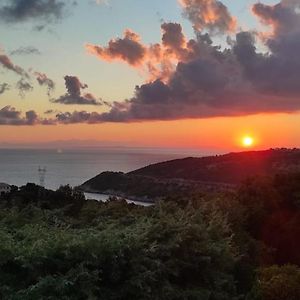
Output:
[{"xmin": 81, "ymin": 148, "xmax": 300, "ymax": 202}]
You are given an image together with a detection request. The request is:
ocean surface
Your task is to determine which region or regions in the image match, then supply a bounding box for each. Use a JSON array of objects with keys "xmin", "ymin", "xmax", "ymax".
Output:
[
  {"xmin": 0, "ymin": 148, "xmax": 204, "ymax": 190},
  {"xmin": 84, "ymin": 192, "xmax": 154, "ymax": 206}
]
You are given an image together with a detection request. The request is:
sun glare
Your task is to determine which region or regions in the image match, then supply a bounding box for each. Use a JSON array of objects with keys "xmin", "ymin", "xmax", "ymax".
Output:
[{"xmin": 242, "ymin": 136, "xmax": 254, "ymax": 148}]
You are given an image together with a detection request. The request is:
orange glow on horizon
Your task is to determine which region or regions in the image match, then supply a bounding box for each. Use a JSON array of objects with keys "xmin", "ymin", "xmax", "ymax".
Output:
[{"xmin": 0, "ymin": 113, "xmax": 300, "ymax": 151}]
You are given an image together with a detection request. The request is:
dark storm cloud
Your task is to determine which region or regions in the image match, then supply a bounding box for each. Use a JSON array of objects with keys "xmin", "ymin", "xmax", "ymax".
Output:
[
  {"xmin": 237, "ymin": 0, "xmax": 300, "ymax": 97},
  {"xmin": 10, "ymin": 46, "xmax": 41, "ymax": 56},
  {"xmin": 69, "ymin": 0, "xmax": 300, "ymax": 124},
  {"xmin": 51, "ymin": 76, "xmax": 103, "ymax": 106},
  {"xmin": 0, "ymin": 0, "xmax": 67, "ymax": 24},
  {"xmin": 0, "ymin": 83, "xmax": 10, "ymax": 95},
  {"xmin": 69, "ymin": 33, "xmax": 254, "ymax": 123}
]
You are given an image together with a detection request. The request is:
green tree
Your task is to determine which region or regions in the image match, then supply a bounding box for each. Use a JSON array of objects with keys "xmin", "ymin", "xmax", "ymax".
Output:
[{"xmin": 249, "ymin": 265, "xmax": 300, "ymax": 300}]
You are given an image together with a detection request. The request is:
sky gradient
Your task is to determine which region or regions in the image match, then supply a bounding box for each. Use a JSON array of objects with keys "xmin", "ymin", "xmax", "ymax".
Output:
[{"xmin": 1, "ymin": 0, "xmax": 299, "ymax": 150}]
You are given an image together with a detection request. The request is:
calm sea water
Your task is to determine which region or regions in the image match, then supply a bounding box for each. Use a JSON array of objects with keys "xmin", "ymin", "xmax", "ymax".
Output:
[{"xmin": 0, "ymin": 148, "xmax": 203, "ymax": 190}]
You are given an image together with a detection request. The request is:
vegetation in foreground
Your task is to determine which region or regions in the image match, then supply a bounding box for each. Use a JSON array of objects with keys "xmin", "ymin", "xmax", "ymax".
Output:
[{"xmin": 1, "ymin": 172, "xmax": 300, "ymax": 299}]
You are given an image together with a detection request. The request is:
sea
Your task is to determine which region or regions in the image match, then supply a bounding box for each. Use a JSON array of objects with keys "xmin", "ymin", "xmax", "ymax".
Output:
[{"xmin": 0, "ymin": 147, "xmax": 209, "ymax": 194}]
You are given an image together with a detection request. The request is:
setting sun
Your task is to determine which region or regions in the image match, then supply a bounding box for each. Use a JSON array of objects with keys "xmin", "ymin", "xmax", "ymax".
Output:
[{"xmin": 242, "ymin": 136, "xmax": 254, "ymax": 148}]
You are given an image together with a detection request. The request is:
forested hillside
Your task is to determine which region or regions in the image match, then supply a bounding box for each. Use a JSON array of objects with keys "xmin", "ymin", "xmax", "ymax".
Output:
[
  {"xmin": 130, "ymin": 149, "xmax": 300, "ymax": 183},
  {"xmin": 1, "ymin": 172, "xmax": 300, "ymax": 299},
  {"xmin": 82, "ymin": 149, "xmax": 300, "ymax": 200}
]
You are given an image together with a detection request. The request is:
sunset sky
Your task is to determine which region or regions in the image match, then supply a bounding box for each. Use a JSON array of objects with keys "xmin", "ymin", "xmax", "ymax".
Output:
[{"xmin": 1, "ymin": 0, "xmax": 300, "ymax": 150}]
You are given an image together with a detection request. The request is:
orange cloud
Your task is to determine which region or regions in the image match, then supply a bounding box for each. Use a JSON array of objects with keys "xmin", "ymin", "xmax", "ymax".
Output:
[
  {"xmin": 179, "ymin": 0, "xmax": 237, "ymax": 34},
  {"xmin": 86, "ymin": 23, "xmax": 198, "ymax": 82},
  {"xmin": 252, "ymin": 0, "xmax": 300, "ymax": 36},
  {"xmin": 86, "ymin": 29, "xmax": 147, "ymax": 66}
]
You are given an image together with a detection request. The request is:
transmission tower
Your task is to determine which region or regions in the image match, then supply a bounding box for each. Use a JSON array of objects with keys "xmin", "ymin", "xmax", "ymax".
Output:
[{"xmin": 38, "ymin": 166, "xmax": 47, "ymax": 187}]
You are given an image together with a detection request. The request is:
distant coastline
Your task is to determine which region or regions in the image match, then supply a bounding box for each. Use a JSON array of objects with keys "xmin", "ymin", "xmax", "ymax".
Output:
[
  {"xmin": 80, "ymin": 148, "xmax": 300, "ymax": 202},
  {"xmin": 0, "ymin": 148, "xmax": 189, "ymax": 190}
]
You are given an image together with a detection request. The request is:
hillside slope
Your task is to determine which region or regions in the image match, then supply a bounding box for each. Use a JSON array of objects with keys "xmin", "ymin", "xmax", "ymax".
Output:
[
  {"xmin": 81, "ymin": 149, "xmax": 300, "ymax": 200},
  {"xmin": 129, "ymin": 149, "xmax": 300, "ymax": 184}
]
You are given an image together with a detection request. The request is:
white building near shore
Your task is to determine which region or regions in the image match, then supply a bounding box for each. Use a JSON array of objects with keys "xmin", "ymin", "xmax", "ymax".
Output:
[{"xmin": 0, "ymin": 183, "xmax": 11, "ymax": 195}]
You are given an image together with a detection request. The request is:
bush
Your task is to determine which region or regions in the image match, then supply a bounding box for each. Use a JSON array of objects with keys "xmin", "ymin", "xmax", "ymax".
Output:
[
  {"xmin": 249, "ymin": 265, "xmax": 300, "ymax": 300},
  {"xmin": 0, "ymin": 201, "xmax": 241, "ymax": 300}
]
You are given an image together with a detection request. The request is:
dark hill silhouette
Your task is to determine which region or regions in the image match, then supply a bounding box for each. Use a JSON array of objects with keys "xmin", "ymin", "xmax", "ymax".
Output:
[
  {"xmin": 81, "ymin": 149, "xmax": 300, "ymax": 201},
  {"xmin": 129, "ymin": 148, "xmax": 300, "ymax": 184}
]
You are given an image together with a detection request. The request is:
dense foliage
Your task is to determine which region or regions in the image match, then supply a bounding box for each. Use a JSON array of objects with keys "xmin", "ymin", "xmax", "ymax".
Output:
[{"xmin": 1, "ymin": 171, "xmax": 300, "ymax": 299}]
